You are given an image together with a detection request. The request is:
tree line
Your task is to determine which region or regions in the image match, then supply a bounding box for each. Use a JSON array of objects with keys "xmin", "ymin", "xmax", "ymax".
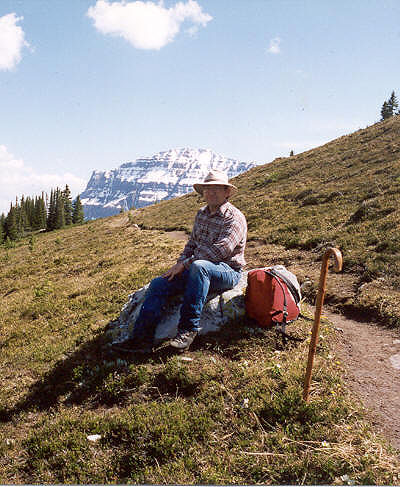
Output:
[
  {"xmin": 0, "ymin": 185, "xmax": 85, "ymax": 244},
  {"xmin": 380, "ymin": 91, "xmax": 399, "ymax": 120}
]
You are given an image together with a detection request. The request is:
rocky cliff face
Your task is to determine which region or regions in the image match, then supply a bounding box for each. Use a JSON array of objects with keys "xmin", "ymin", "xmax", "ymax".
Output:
[{"xmin": 81, "ymin": 148, "xmax": 257, "ymax": 219}]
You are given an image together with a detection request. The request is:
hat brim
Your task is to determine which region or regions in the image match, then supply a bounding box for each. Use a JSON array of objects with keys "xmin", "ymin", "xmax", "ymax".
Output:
[{"xmin": 193, "ymin": 182, "xmax": 237, "ymax": 196}]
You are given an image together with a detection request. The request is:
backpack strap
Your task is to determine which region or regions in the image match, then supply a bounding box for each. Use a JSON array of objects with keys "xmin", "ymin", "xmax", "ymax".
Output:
[
  {"xmin": 267, "ymin": 268, "xmax": 301, "ymax": 304},
  {"xmin": 264, "ymin": 269, "xmax": 288, "ymax": 332},
  {"xmin": 264, "ymin": 269, "xmax": 304, "ymax": 345}
]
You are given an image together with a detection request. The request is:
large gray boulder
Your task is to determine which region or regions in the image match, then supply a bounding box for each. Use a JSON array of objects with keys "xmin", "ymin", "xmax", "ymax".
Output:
[{"xmin": 106, "ymin": 272, "xmax": 248, "ymax": 345}]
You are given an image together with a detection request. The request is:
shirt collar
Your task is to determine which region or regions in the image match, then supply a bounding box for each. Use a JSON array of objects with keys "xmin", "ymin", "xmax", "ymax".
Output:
[{"xmin": 203, "ymin": 200, "xmax": 230, "ymax": 216}]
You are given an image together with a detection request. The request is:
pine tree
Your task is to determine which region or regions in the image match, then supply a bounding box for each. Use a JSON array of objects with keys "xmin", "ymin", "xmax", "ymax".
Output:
[
  {"xmin": 381, "ymin": 101, "xmax": 392, "ymax": 121},
  {"xmin": 0, "ymin": 214, "xmax": 5, "ymax": 244},
  {"xmin": 381, "ymin": 91, "xmax": 399, "ymax": 120},
  {"xmin": 17, "ymin": 195, "xmax": 29, "ymax": 235},
  {"xmin": 32, "ymin": 196, "xmax": 40, "ymax": 230},
  {"xmin": 55, "ymin": 188, "xmax": 65, "ymax": 229},
  {"xmin": 63, "ymin": 185, "xmax": 73, "ymax": 225},
  {"xmin": 388, "ymin": 91, "xmax": 398, "ymax": 115},
  {"xmin": 5, "ymin": 204, "xmax": 19, "ymax": 240},
  {"xmin": 72, "ymin": 195, "xmax": 84, "ymax": 224},
  {"xmin": 26, "ymin": 196, "xmax": 35, "ymax": 229},
  {"xmin": 35, "ymin": 193, "xmax": 47, "ymax": 230},
  {"xmin": 47, "ymin": 189, "xmax": 56, "ymax": 231}
]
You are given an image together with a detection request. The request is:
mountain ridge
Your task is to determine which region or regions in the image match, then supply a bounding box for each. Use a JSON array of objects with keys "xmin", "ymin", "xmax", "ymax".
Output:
[{"xmin": 80, "ymin": 147, "xmax": 258, "ymax": 219}]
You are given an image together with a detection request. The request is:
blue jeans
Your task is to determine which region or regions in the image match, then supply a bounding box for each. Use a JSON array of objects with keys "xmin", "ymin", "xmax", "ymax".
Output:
[{"xmin": 131, "ymin": 260, "xmax": 241, "ymax": 343}]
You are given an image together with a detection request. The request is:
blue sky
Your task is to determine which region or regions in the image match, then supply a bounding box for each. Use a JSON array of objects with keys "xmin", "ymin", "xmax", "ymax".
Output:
[{"xmin": 1, "ymin": 0, "xmax": 400, "ymax": 214}]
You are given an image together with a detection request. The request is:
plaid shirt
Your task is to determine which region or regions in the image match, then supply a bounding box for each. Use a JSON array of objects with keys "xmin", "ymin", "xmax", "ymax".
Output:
[{"xmin": 177, "ymin": 201, "xmax": 247, "ymax": 271}]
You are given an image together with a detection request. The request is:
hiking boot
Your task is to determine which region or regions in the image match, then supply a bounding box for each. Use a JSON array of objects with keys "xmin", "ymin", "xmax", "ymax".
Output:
[
  {"xmin": 111, "ymin": 337, "xmax": 153, "ymax": 354},
  {"xmin": 169, "ymin": 330, "xmax": 198, "ymax": 351}
]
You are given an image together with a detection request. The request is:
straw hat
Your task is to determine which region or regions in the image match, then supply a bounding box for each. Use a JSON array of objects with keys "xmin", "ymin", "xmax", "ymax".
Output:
[{"xmin": 193, "ymin": 169, "xmax": 237, "ymax": 196}]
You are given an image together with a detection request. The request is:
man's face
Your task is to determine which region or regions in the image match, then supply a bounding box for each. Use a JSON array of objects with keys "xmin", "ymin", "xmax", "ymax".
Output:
[{"xmin": 202, "ymin": 185, "xmax": 230, "ymax": 207}]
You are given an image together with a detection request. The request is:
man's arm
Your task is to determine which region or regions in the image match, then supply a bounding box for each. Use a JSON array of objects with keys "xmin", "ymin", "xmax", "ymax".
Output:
[
  {"xmin": 164, "ymin": 212, "xmax": 200, "ymax": 279},
  {"xmin": 176, "ymin": 213, "xmax": 199, "ymax": 265}
]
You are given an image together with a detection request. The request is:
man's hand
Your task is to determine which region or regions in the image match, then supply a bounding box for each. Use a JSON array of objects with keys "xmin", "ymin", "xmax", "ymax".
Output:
[{"xmin": 162, "ymin": 262, "xmax": 185, "ymax": 281}]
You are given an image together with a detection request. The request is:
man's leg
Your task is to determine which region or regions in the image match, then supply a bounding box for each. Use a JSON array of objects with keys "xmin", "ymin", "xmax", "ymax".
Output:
[
  {"xmin": 170, "ymin": 260, "xmax": 241, "ymax": 350},
  {"xmin": 114, "ymin": 271, "xmax": 187, "ymax": 352}
]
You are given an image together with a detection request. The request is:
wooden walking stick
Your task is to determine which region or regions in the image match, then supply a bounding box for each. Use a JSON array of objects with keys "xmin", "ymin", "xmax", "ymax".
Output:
[{"xmin": 303, "ymin": 247, "xmax": 343, "ymax": 402}]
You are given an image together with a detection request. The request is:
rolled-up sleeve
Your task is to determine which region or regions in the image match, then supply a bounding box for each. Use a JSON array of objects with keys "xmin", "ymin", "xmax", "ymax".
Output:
[
  {"xmin": 177, "ymin": 216, "xmax": 199, "ymax": 265},
  {"xmin": 177, "ymin": 232, "xmax": 196, "ymax": 263}
]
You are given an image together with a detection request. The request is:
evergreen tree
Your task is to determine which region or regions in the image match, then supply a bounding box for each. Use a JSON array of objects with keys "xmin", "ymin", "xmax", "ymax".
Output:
[
  {"xmin": 4, "ymin": 185, "xmax": 78, "ymax": 238},
  {"xmin": 5, "ymin": 204, "xmax": 19, "ymax": 240},
  {"xmin": 63, "ymin": 185, "xmax": 73, "ymax": 225},
  {"xmin": 0, "ymin": 213, "xmax": 5, "ymax": 244},
  {"xmin": 34, "ymin": 193, "xmax": 47, "ymax": 230},
  {"xmin": 32, "ymin": 196, "xmax": 40, "ymax": 230},
  {"xmin": 72, "ymin": 195, "xmax": 84, "ymax": 224},
  {"xmin": 47, "ymin": 189, "xmax": 56, "ymax": 230},
  {"xmin": 55, "ymin": 188, "xmax": 66, "ymax": 229},
  {"xmin": 26, "ymin": 196, "xmax": 36, "ymax": 229},
  {"xmin": 381, "ymin": 101, "xmax": 392, "ymax": 121},
  {"xmin": 41, "ymin": 193, "xmax": 47, "ymax": 228},
  {"xmin": 381, "ymin": 91, "xmax": 399, "ymax": 120},
  {"xmin": 17, "ymin": 195, "xmax": 29, "ymax": 235},
  {"xmin": 388, "ymin": 91, "xmax": 398, "ymax": 115}
]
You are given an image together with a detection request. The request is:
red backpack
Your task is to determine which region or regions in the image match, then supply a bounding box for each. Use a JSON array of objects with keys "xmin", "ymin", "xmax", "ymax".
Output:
[{"xmin": 245, "ymin": 266, "xmax": 302, "ymax": 341}]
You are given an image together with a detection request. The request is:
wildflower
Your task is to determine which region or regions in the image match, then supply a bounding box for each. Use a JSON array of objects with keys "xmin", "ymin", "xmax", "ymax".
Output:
[
  {"xmin": 87, "ymin": 434, "xmax": 102, "ymax": 442},
  {"xmin": 179, "ymin": 356, "xmax": 193, "ymax": 362},
  {"xmin": 241, "ymin": 398, "xmax": 249, "ymax": 408},
  {"xmin": 321, "ymin": 441, "xmax": 330, "ymax": 447},
  {"xmin": 340, "ymin": 474, "xmax": 355, "ymax": 485}
]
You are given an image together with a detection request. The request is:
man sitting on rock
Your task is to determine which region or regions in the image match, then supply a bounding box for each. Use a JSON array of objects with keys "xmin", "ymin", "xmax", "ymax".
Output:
[{"xmin": 113, "ymin": 169, "xmax": 247, "ymax": 353}]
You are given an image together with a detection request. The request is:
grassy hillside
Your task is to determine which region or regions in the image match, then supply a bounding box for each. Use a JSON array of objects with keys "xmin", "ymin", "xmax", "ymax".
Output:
[
  {"xmin": 1, "ymin": 119, "xmax": 400, "ymax": 483},
  {"xmin": 0, "ymin": 219, "xmax": 399, "ymax": 483},
  {"xmin": 134, "ymin": 117, "xmax": 400, "ymax": 326}
]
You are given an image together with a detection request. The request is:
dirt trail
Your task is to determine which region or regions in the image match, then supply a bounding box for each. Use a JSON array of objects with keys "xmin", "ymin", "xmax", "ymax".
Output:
[{"xmin": 325, "ymin": 309, "xmax": 400, "ymax": 451}]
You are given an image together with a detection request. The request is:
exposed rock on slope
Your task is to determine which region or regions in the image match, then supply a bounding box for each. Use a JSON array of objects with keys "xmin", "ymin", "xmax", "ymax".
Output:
[{"xmin": 106, "ymin": 272, "xmax": 248, "ymax": 345}]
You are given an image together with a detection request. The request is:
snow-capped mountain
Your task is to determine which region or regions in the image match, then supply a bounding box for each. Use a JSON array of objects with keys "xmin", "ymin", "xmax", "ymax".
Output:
[{"xmin": 81, "ymin": 148, "xmax": 257, "ymax": 219}]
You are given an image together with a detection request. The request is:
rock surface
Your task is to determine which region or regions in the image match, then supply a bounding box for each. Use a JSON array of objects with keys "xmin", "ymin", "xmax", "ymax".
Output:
[
  {"xmin": 106, "ymin": 272, "xmax": 248, "ymax": 344},
  {"xmin": 81, "ymin": 148, "xmax": 257, "ymax": 219}
]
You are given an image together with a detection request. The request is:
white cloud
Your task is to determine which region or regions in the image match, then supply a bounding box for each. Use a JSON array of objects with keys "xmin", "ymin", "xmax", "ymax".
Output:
[
  {"xmin": 87, "ymin": 0, "xmax": 212, "ymax": 50},
  {"xmin": 267, "ymin": 37, "xmax": 281, "ymax": 55},
  {"xmin": 0, "ymin": 145, "xmax": 86, "ymax": 215},
  {"xmin": 0, "ymin": 13, "xmax": 30, "ymax": 70}
]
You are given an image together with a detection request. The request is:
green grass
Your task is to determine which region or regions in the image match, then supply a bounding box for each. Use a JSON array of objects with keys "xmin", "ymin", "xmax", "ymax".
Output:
[
  {"xmin": 0, "ymin": 212, "xmax": 400, "ymax": 484},
  {"xmin": 1, "ymin": 118, "xmax": 400, "ymax": 483}
]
